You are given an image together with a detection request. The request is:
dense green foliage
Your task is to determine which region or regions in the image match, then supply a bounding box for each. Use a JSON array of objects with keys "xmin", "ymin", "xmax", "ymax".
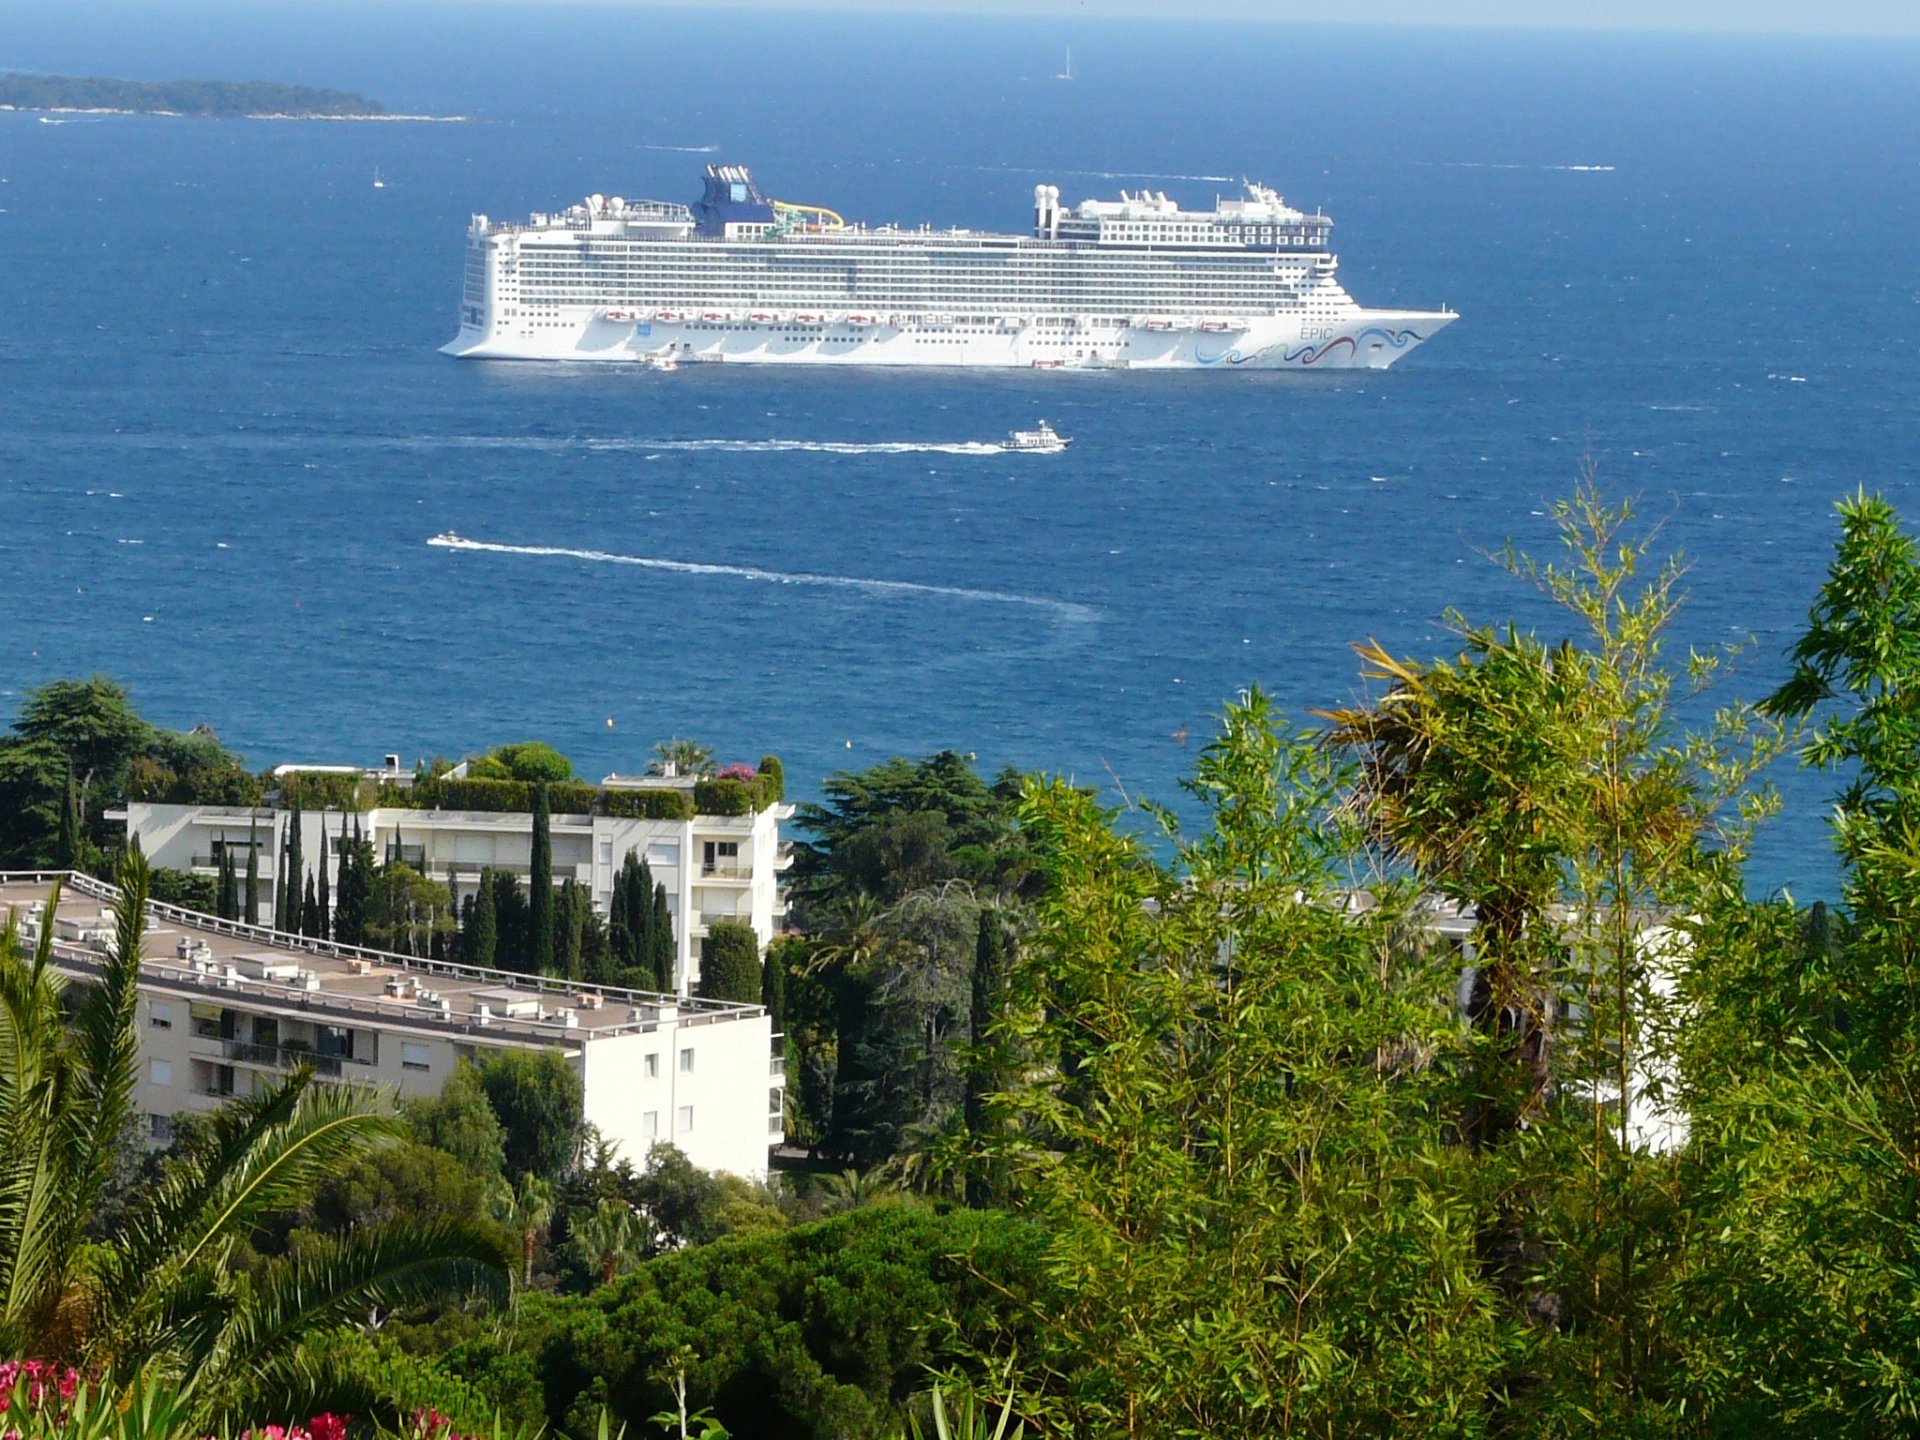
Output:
[
  {"xmin": 0, "ymin": 72, "xmax": 387, "ymax": 117},
  {"xmin": 476, "ymin": 1049, "xmax": 584, "ymax": 1183},
  {"xmin": 446, "ymin": 1206, "xmax": 1045, "ymax": 1440},
  {"xmin": 0, "ymin": 678, "xmax": 254, "ymax": 868}
]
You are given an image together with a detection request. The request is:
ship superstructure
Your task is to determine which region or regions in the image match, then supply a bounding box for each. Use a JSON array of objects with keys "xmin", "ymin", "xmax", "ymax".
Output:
[{"xmin": 442, "ymin": 165, "xmax": 1455, "ymax": 369}]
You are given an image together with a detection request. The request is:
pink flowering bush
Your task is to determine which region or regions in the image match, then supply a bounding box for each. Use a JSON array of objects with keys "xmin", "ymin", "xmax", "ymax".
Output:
[
  {"xmin": 0, "ymin": 1361, "xmax": 85, "ymax": 1429},
  {"xmin": 716, "ymin": 763, "xmax": 756, "ymax": 783},
  {"xmin": 235, "ymin": 1418, "xmax": 350, "ymax": 1440}
]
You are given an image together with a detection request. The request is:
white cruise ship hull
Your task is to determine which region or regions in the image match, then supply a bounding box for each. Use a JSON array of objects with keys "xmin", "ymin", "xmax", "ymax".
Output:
[{"xmin": 440, "ymin": 309, "xmax": 1456, "ymax": 370}]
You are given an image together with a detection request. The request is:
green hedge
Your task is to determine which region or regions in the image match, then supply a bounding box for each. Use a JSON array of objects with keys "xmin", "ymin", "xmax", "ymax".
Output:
[
  {"xmin": 756, "ymin": 755, "xmax": 785, "ymax": 804},
  {"xmin": 548, "ymin": 781, "xmax": 600, "ymax": 815},
  {"xmin": 602, "ymin": 787, "xmax": 697, "ymax": 821},
  {"xmin": 429, "ymin": 777, "xmax": 534, "ymax": 813},
  {"xmin": 693, "ymin": 777, "xmax": 754, "ymax": 817},
  {"xmin": 277, "ymin": 771, "xmax": 363, "ymax": 810}
]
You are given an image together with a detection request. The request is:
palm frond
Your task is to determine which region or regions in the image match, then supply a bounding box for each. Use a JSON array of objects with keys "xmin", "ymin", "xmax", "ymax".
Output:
[{"xmin": 190, "ymin": 1216, "xmax": 511, "ymax": 1413}]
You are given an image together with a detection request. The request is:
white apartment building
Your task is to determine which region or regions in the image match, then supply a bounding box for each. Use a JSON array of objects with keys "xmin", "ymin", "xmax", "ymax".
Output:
[
  {"xmin": 117, "ymin": 769, "xmax": 793, "ymax": 997},
  {"xmin": 0, "ymin": 872, "xmax": 784, "ymax": 1179}
]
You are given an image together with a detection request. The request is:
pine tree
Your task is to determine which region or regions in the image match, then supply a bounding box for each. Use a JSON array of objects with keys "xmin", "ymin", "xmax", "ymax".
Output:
[
  {"xmin": 244, "ymin": 815, "xmax": 260, "ymax": 925},
  {"xmin": 56, "ymin": 759, "xmax": 80, "ymax": 870},
  {"xmin": 316, "ymin": 815, "xmax": 332, "ymax": 939},
  {"xmin": 529, "ymin": 782, "xmax": 554, "ymax": 974},
  {"xmin": 651, "ymin": 881, "xmax": 675, "ymax": 993},
  {"xmin": 469, "ymin": 866, "xmax": 498, "ymax": 969}
]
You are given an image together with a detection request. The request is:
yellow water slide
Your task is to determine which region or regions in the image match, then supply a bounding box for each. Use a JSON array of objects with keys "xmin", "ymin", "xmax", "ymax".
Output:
[{"xmin": 770, "ymin": 199, "xmax": 845, "ymax": 231}]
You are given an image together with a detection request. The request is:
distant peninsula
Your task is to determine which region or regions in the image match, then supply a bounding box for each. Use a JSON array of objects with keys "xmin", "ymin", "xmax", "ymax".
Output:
[{"xmin": 0, "ymin": 72, "xmax": 461, "ymax": 121}]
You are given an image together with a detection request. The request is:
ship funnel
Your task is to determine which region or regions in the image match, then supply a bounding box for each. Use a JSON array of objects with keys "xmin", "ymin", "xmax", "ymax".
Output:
[{"xmin": 1033, "ymin": 183, "xmax": 1062, "ymax": 240}]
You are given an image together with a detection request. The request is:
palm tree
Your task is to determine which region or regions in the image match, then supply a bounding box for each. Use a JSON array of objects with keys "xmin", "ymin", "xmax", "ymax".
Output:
[
  {"xmin": 571, "ymin": 1197, "xmax": 647, "ymax": 1286},
  {"xmin": 0, "ymin": 846, "xmax": 510, "ymax": 1424},
  {"xmin": 487, "ymin": 1171, "xmax": 555, "ymax": 1287},
  {"xmin": 647, "ymin": 738, "xmax": 714, "ymax": 779}
]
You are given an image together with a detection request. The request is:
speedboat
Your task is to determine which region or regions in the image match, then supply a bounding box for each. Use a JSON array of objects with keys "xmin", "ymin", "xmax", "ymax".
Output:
[{"xmin": 1004, "ymin": 420, "xmax": 1068, "ymax": 452}]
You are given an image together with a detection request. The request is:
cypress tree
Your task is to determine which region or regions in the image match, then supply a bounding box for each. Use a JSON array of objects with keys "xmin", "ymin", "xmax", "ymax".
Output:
[
  {"xmin": 334, "ymin": 817, "xmax": 371, "ymax": 947},
  {"xmin": 651, "ymin": 881, "xmax": 675, "ymax": 992},
  {"xmin": 217, "ymin": 847, "xmax": 236, "ymax": 920},
  {"xmin": 697, "ymin": 921, "xmax": 761, "ymax": 1003},
  {"xmin": 285, "ymin": 804, "xmax": 304, "ymax": 933},
  {"xmin": 244, "ymin": 815, "xmax": 260, "ymax": 925},
  {"xmin": 761, "ymin": 936, "xmax": 787, "ymax": 1031},
  {"xmin": 303, "ymin": 872, "xmax": 320, "ymax": 938},
  {"xmin": 608, "ymin": 857, "xmax": 633, "ymax": 975},
  {"xmin": 56, "ymin": 759, "xmax": 80, "ymax": 870},
  {"xmin": 529, "ymin": 782, "xmax": 554, "ymax": 973},
  {"xmin": 557, "ymin": 878, "xmax": 585, "ymax": 979},
  {"xmin": 316, "ymin": 815, "xmax": 332, "ymax": 939},
  {"xmin": 966, "ymin": 908, "xmax": 1015, "ymax": 1208},
  {"xmin": 470, "ymin": 866, "xmax": 498, "ymax": 969}
]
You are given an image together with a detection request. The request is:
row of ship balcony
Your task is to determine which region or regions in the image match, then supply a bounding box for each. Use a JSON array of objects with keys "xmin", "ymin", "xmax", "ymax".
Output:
[{"xmin": 583, "ymin": 309, "xmax": 1274, "ymax": 332}]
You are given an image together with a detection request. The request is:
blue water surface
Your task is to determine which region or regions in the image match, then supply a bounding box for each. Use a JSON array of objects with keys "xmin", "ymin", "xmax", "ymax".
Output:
[{"xmin": 2, "ymin": 4, "xmax": 1917, "ymax": 895}]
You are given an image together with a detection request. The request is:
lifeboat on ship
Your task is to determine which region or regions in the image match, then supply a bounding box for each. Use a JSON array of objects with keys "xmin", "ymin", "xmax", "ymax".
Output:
[
  {"xmin": 597, "ymin": 309, "xmax": 635, "ymax": 322},
  {"xmin": 1143, "ymin": 317, "xmax": 1175, "ymax": 332},
  {"xmin": 793, "ymin": 312, "xmax": 823, "ymax": 324},
  {"xmin": 652, "ymin": 309, "xmax": 685, "ymax": 323},
  {"xmin": 847, "ymin": 313, "xmax": 879, "ymax": 327},
  {"xmin": 1199, "ymin": 318, "xmax": 1232, "ymax": 332},
  {"xmin": 701, "ymin": 310, "xmax": 732, "ymax": 323},
  {"xmin": 748, "ymin": 310, "xmax": 783, "ymax": 324}
]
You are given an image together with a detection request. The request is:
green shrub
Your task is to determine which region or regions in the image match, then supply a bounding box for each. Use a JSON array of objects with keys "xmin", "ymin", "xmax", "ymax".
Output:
[
  {"xmin": 148, "ymin": 867, "xmax": 217, "ymax": 913},
  {"xmin": 693, "ymin": 778, "xmax": 754, "ymax": 817},
  {"xmin": 465, "ymin": 754, "xmax": 513, "ymax": 781},
  {"xmin": 601, "ymin": 788, "xmax": 696, "ymax": 821},
  {"xmin": 488, "ymin": 741, "xmax": 574, "ymax": 784}
]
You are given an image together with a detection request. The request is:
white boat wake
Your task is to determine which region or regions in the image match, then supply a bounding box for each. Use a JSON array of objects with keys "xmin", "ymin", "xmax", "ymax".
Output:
[
  {"xmin": 582, "ymin": 437, "xmax": 1011, "ymax": 456},
  {"xmin": 428, "ymin": 534, "xmax": 1099, "ymax": 620}
]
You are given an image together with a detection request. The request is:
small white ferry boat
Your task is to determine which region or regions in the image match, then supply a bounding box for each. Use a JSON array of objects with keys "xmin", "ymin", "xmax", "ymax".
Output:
[
  {"xmin": 635, "ymin": 350, "xmax": 679, "ymax": 372},
  {"xmin": 1004, "ymin": 420, "xmax": 1068, "ymax": 452}
]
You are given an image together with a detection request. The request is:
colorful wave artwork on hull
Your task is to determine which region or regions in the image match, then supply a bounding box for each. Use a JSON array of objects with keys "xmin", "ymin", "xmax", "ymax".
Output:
[{"xmin": 1196, "ymin": 327, "xmax": 1425, "ymax": 366}]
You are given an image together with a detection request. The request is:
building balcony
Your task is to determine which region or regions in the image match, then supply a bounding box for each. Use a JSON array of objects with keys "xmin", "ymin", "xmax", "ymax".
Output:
[{"xmin": 699, "ymin": 860, "xmax": 752, "ymax": 883}]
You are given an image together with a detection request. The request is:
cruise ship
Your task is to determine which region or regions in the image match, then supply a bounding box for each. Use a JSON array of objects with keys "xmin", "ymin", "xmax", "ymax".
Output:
[{"xmin": 442, "ymin": 166, "xmax": 1456, "ymax": 370}]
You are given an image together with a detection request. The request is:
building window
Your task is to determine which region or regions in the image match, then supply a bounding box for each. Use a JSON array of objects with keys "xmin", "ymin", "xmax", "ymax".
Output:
[
  {"xmin": 149, "ymin": 1002, "xmax": 174, "ymax": 1030},
  {"xmin": 599, "ymin": 840, "xmax": 613, "ymax": 866},
  {"xmin": 648, "ymin": 843, "xmax": 680, "ymax": 868},
  {"xmin": 645, "ymin": 1052, "xmax": 659, "ymax": 1079},
  {"xmin": 679, "ymin": 1047, "xmax": 694, "ymax": 1074},
  {"xmin": 149, "ymin": 1113, "xmax": 175, "ymax": 1143},
  {"xmin": 149, "ymin": 1059, "xmax": 172, "ymax": 1088},
  {"xmin": 643, "ymin": 1110, "xmax": 659, "ymax": 1140},
  {"xmin": 401, "ymin": 1042, "xmax": 431, "ymax": 1072},
  {"xmin": 676, "ymin": 1105, "xmax": 694, "ymax": 1133}
]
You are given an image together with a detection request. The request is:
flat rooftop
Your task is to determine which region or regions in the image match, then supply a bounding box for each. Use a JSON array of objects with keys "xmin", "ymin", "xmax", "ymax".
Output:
[{"xmin": 0, "ymin": 871, "xmax": 762, "ymax": 1049}]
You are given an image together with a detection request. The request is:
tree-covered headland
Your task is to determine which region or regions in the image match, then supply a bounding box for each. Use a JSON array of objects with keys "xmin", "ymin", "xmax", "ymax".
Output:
[
  {"xmin": 10, "ymin": 485, "xmax": 1920, "ymax": 1438},
  {"xmin": 0, "ymin": 73, "xmax": 390, "ymax": 118}
]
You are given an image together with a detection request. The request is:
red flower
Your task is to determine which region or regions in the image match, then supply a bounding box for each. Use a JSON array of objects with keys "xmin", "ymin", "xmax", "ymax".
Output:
[{"xmin": 309, "ymin": 1413, "xmax": 349, "ymax": 1440}]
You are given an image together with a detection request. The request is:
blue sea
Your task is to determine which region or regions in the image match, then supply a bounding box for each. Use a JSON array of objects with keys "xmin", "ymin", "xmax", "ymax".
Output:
[{"xmin": 2, "ymin": 3, "xmax": 1917, "ymax": 895}]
